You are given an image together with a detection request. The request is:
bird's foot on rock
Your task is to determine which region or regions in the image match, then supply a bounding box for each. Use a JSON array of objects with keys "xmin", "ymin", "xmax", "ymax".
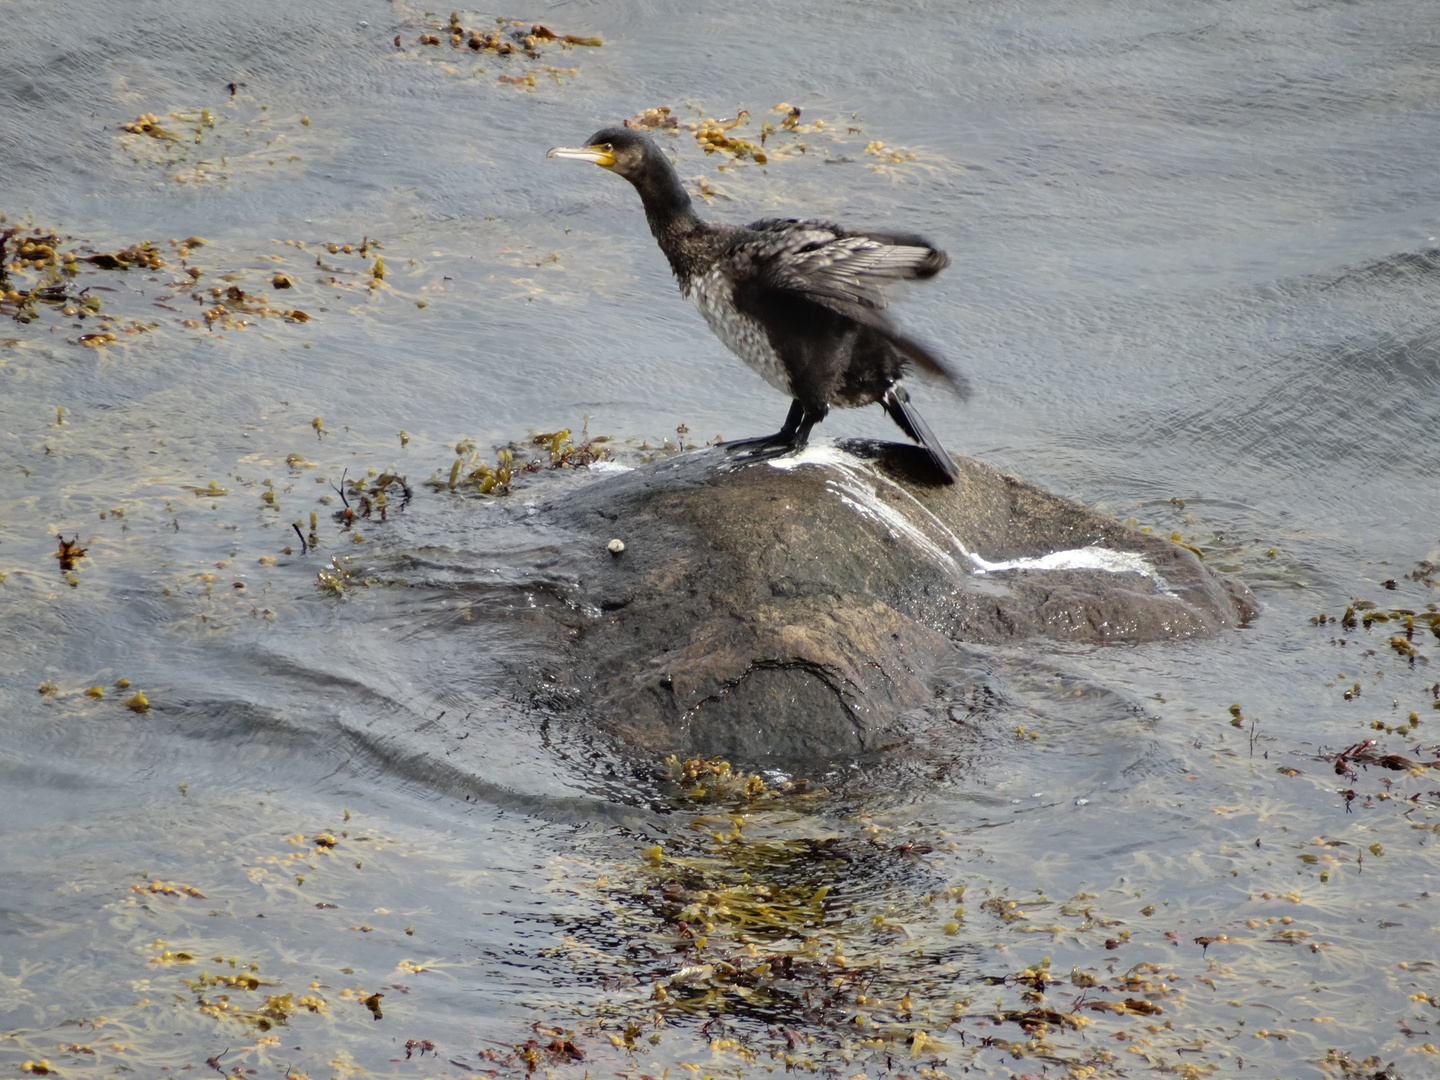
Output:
[
  {"xmin": 719, "ymin": 431, "xmax": 804, "ymax": 459},
  {"xmin": 719, "ymin": 400, "xmax": 820, "ymax": 461},
  {"xmin": 719, "ymin": 423, "xmax": 816, "ymax": 463}
]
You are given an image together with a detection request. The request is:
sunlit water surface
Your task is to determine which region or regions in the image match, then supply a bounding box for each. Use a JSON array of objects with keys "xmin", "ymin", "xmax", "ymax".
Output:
[{"xmin": 2, "ymin": 1, "xmax": 1438, "ymax": 1077}]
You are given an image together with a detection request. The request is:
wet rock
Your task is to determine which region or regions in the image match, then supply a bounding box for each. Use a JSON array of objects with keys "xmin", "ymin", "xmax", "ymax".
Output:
[{"xmin": 530, "ymin": 441, "xmax": 1256, "ymax": 763}]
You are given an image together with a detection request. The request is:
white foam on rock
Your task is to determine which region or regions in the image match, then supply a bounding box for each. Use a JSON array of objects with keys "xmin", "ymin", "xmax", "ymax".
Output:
[
  {"xmin": 767, "ymin": 440, "xmax": 1169, "ymax": 588},
  {"xmin": 967, "ymin": 546, "xmax": 1158, "ymax": 578},
  {"xmin": 765, "ymin": 443, "xmax": 856, "ymax": 472}
]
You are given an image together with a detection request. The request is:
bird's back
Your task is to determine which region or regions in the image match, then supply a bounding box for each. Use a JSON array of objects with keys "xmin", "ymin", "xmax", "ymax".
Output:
[{"xmin": 702, "ymin": 219, "xmax": 959, "ymax": 402}]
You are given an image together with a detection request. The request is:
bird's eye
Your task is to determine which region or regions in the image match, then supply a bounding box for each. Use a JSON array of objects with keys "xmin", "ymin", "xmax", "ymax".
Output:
[{"xmin": 603, "ymin": 143, "xmax": 613, "ymax": 152}]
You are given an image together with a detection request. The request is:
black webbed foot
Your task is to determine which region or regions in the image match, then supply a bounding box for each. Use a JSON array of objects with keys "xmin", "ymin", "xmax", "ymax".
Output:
[
  {"xmin": 720, "ymin": 400, "xmax": 826, "ymax": 459},
  {"xmin": 719, "ymin": 434, "xmax": 799, "ymax": 458}
]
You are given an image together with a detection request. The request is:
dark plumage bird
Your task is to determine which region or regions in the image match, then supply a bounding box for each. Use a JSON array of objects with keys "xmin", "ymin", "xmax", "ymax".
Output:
[{"xmin": 547, "ymin": 126, "xmax": 966, "ymax": 481}]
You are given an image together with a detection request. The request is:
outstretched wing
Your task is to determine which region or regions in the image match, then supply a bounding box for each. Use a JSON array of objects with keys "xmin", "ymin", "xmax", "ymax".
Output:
[
  {"xmin": 729, "ymin": 219, "xmax": 963, "ymax": 390},
  {"xmin": 739, "ymin": 218, "xmax": 949, "ymax": 313}
]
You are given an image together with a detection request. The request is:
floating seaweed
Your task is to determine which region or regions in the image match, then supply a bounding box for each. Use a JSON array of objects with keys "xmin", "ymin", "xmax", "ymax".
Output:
[
  {"xmin": 198, "ymin": 284, "xmax": 310, "ymax": 330},
  {"xmin": 121, "ymin": 112, "xmax": 184, "ymax": 141},
  {"xmin": 402, "ymin": 12, "xmax": 598, "ymax": 84},
  {"xmin": 131, "ymin": 879, "xmax": 206, "ymax": 899},
  {"xmin": 610, "ymin": 101, "xmax": 949, "ymax": 182},
  {"xmin": 430, "ymin": 422, "xmax": 612, "ymax": 497},
  {"xmin": 79, "ymin": 242, "xmax": 165, "ymax": 271},
  {"xmin": 530, "ymin": 752, "xmax": 1228, "ymax": 1076},
  {"xmin": 0, "ymin": 222, "xmax": 321, "ymax": 345},
  {"xmin": 54, "ymin": 533, "xmax": 88, "ymax": 571},
  {"xmin": 690, "ymin": 110, "xmax": 766, "ymax": 164},
  {"xmin": 625, "ymin": 106, "xmax": 679, "ymax": 131}
]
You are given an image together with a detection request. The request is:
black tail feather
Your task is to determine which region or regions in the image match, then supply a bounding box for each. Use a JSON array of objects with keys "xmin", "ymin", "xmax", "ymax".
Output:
[{"xmin": 881, "ymin": 384, "xmax": 960, "ymax": 483}]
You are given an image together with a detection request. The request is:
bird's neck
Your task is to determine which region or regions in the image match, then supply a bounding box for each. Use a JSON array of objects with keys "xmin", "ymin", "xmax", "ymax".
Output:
[{"xmin": 636, "ymin": 180, "xmax": 707, "ymax": 285}]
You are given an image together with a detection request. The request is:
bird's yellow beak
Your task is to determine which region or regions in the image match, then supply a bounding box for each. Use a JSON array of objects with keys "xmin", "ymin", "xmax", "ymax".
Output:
[{"xmin": 546, "ymin": 144, "xmax": 616, "ymax": 168}]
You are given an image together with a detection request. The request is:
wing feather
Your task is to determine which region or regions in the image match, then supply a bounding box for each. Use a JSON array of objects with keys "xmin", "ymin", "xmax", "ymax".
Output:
[
  {"xmin": 735, "ymin": 219, "xmax": 949, "ymax": 313},
  {"xmin": 727, "ymin": 219, "xmax": 964, "ymax": 393}
]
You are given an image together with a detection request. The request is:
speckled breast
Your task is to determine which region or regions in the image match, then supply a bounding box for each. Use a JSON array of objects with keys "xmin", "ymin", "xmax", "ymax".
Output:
[{"xmin": 687, "ymin": 267, "xmax": 792, "ymax": 397}]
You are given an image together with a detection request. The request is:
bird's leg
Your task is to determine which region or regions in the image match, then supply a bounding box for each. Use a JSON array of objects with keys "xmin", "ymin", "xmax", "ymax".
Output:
[
  {"xmin": 721, "ymin": 400, "xmax": 827, "ymax": 459},
  {"xmin": 720, "ymin": 399, "xmax": 805, "ymax": 452},
  {"xmin": 787, "ymin": 402, "xmax": 826, "ymax": 448}
]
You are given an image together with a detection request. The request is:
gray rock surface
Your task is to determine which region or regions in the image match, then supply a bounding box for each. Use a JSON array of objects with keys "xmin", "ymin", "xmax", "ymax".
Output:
[{"xmin": 529, "ymin": 441, "xmax": 1256, "ymax": 762}]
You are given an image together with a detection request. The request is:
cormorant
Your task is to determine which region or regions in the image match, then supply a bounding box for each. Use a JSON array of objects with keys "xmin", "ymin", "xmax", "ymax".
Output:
[{"xmin": 547, "ymin": 126, "xmax": 966, "ymax": 481}]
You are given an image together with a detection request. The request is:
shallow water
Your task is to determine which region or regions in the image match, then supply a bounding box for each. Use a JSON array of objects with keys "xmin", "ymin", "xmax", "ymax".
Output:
[{"xmin": 2, "ymin": 0, "xmax": 1439, "ymax": 1077}]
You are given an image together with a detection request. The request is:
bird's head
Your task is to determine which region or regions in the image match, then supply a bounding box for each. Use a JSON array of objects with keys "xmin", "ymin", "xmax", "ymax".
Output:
[{"xmin": 547, "ymin": 126, "xmax": 668, "ymax": 186}]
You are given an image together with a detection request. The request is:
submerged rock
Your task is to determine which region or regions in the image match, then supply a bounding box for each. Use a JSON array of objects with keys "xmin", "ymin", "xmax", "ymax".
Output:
[{"xmin": 528, "ymin": 441, "xmax": 1256, "ymax": 763}]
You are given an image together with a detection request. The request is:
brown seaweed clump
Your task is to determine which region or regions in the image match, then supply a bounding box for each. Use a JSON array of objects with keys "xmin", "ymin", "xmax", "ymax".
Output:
[
  {"xmin": 413, "ymin": 13, "xmax": 600, "ymax": 57},
  {"xmin": 194, "ymin": 284, "xmax": 309, "ymax": 330},
  {"xmin": 430, "ymin": 424, "xmax": 612, "ymax": 497}
]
